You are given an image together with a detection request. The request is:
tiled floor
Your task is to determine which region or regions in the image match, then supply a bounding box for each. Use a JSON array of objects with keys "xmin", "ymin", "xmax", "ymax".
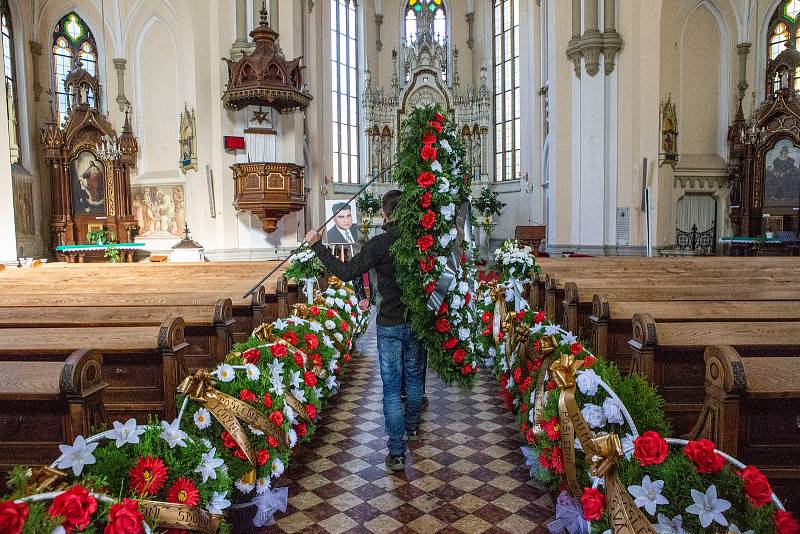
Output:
[{"xmin": 271, "ymin": 319, "xmax": 554, "ymax": 534}]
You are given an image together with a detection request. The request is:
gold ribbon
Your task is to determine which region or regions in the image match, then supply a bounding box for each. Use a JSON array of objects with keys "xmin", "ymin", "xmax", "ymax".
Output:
[
  {"xmin": 326, "ymin": 275, "xmax": 354, "ymax": 295},
  {"xmin": 25, "ymin": 466, "xmax": 67, "ymax": 493},
  {"xmin": 604, "ymin": 470, "xmax": 658, "ymax": 534},
  {"xmin": 139, "ymin": 500, "xmax": 222, "ymax": 534},
  {"xmin": 250, "ymin": 323, "xmax": 312, "ymax": 371},
  {"xmin": 488, "ymin": 281, "xmax": 507, "ymax": 344},
  {"xmin": 285, "ymin": 390, "xmax": 312, "ymax": 425}
]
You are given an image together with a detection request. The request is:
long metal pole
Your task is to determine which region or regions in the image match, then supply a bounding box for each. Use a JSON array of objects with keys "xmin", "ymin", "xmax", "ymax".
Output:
[{"xmin": 242, "ymin": 162, "xmax": 399, "ymax": 299}]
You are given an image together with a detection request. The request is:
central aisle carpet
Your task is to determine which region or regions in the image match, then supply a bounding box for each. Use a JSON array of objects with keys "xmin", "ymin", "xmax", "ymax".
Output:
[{"xmin": 272, "ymin": 319, "xmax": 554, "ymax": 533}]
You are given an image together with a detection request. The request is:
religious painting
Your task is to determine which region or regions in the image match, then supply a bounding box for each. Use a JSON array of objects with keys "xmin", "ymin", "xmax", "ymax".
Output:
[
  {"xmin": 131, "ymin": 184, "xmax": 185, "ymax": 238},
  {"xmin": 764, "ymin": 138, "xmax": 800, "ymax": 208},
  {"xmin": 324, "ymin": 199, "xmax": 358, "ymax": 244},
  {"xmin": 12, "ymin": 179, "xmax": 34, "ymax": 235},
  {"xmin": 70, "ymin": 150, "xmax": 106, "ymax": 216},
  {"xmin": 179, "ymin": 105, "xmax": 197, "ymax": 174}
]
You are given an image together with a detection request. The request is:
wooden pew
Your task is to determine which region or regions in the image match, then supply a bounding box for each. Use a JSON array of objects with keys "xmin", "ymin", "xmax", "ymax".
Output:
[
  {"xmin": 689, "ymin": 346, "xmax": 800, "ymax": 513},
  {"xmin": 0, "ymin": 317, "xmax": 188, "ymax": 422},
  {"xmin": 0, "ymin": 299, "xmax": 234, "ymax": 372},
  {"xmin": 0, "ymin": 349, "xmax": 109, "ymax": 476},
  {"xmin": 628, "ymin": 313, "xmax": 800, "ymax": 434},
  {"xmin": 590, "ymin": 298, "xmax": 800, "ymax": 362}
]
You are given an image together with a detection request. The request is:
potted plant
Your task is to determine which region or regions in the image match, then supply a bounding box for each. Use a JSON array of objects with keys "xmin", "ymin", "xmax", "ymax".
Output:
[
  {"xmin": 356, "ymin": 191, "xmax": 382, "ymax": 241},
  {"xmin": 473, "ymin": 187, "xmax": 505, "ymax": 258},
  {"xmin": 86, "ymin": 227, "xmax": 108, "ymax": 245}
]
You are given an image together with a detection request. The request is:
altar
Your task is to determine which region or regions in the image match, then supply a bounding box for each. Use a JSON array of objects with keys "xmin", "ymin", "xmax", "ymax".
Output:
[{"xmin": 55, "ymin": 243, "xmax": 145, "ymax": 263}]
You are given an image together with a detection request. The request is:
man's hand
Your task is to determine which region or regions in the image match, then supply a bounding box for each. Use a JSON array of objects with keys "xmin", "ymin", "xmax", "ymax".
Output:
[
  {"xmin": 358, "ymin": 298, "xmax": 369, "ymax": 311},
  {"xmin": 304, "ymin": 229, "xmax": 322, "ymax": 246}
]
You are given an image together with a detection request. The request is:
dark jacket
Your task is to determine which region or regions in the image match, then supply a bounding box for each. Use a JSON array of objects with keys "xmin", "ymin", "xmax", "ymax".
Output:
[{"xmin": 312, "ymin": 222, "xmax": 405, "ymax": 326}]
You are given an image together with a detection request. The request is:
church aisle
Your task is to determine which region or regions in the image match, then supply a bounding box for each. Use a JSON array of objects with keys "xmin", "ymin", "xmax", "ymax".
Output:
[{"xmin": 272, "ymin": 321, "xmax": 554, "ymax": 534}]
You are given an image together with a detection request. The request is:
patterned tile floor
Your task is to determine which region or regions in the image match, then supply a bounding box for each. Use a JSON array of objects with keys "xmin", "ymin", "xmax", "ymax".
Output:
[{"xmin": 270, "ymin": 319, "xmax": 554, "ymax": 534}]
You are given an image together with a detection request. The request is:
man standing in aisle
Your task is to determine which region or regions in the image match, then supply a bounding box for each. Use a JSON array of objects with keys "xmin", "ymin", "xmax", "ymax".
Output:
[{"xmin": 304, "ymin": 190, "xmax": 424, "ymax": 472}]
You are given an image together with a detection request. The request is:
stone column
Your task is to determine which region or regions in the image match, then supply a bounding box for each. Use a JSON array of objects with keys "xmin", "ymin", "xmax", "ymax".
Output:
[
  {"xmin": 0, "ymin": 72, "xmax": 18, "ymax": 264},
  {"xmin": 580, "ymin": 0, "xmax": 603, "ymax": 76},
  {"xmin": 465, "ymin": 13, "xmax": 475, "ymax": 49},
  {"xmin": 737, "ymin": 43, "xmax": 751, "ymax": 100},
  {"xmin": 113, "ymin": 58, "xmax": 128, "ymax": 112},
  {"xmin": 602, "ymin": 0, "xmax": 623, "ymax": 75},
  {"xmin": 566, "ymin": 0, "xmax": 582, "ymax": 77},
  {"xmin": 375, "ymin": 15, "xmax": 384, "ymax": 51},
  {"xmin": 230, "ymin": 0, "xmax": 249, "ymax": 59},
  {"xmin": 29, "ymin": 41, "xmax": 43, "ymax": 101}
]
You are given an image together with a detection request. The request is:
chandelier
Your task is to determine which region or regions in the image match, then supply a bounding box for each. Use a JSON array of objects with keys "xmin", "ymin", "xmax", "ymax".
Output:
[
  {"xmin": 96, "ymin": 134, "xmax": 121, "ymax": 161},
  {"xmin": 739, "ymin": 122, "xmax": 767, "ymax": 145}
]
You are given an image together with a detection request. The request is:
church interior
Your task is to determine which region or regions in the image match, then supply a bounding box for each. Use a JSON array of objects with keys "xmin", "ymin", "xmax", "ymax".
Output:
[{"xmin": 2, "ymin": 0, "xmax": 800, "ymax": 533}]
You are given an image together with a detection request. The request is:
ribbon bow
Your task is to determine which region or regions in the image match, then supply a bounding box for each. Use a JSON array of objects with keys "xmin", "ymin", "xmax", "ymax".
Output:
[
  {"xmin": 549, "ymin": 354, "xmax": 584, "ymax": 389},
  {"xmin": 501, "ymin": 273, "xmax": 531, "ymax": 313},
  {"xmin": 252, "ymin": 323, "xmax": 279, "ymax": 343},
  {"xmin": 298, "ymin": 277, "xmax": 317, "ymax": 305},
  {"xmin": 326, "ymin": 276, "xmax": 354, "ymax": 295},
  {"xmin": 587, "ymin": 433, "xmax": 623, "ymax": 479}
]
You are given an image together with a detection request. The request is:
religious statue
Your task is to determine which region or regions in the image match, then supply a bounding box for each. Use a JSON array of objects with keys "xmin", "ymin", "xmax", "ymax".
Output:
[
  {"xmin": 179, "ymin": 105, "xmax": 198, "ymax": 173},
  {"xmin": 659, "ymin": 95, "xmax": 679, "ymax": 167}
]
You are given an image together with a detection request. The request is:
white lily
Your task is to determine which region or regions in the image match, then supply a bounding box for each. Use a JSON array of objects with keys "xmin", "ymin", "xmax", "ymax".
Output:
[
  {"xmin": 160, "ymin": 419, "xmax": 188, "ymax": 448},
  {"xmin": 653, "ymin": 513, "xmax": 687, "ymax": 534},
  {"xmin": 685, "ymin": 485, "xmax": 730, "ymax": 528},
  {"xmin": 57, "ymin": 435, "xmax": 97, "ymax": 476},
  {"xmin": 108, "ymin": 418, "xmax": 144, "ymax": 448},
  {"xmin": 206, "ymin": 491, "xmax": 231, "ymax": 514},
  {"xmin": 628, "ymin": 475, "xmax": 669, "ymax": 516},
  {"xmin": 196, "ymin": 447, "xmax": 225, "ymax": 482}
]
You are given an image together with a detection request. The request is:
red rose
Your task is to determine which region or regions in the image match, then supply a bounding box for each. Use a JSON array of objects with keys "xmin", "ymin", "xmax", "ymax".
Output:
[
  {"xmin": 242, "ymin": 347, "xmax": 260, "ymax": 364},
  {"xmin": 580, "ymin": 488, "xmax": 606, "ymax": 521},
  {"xmin": 522, "ymin": 376, "xmax": 532, "ymax": 392},
  {"xmin": 417, "ymin": 171, "xmax": 436, "ymax": 188},
  {"xmin": 239, "ymin": 389, "xmax": 257, "ymax": 403},
  {"xmin": 257, "ymin": 449, "xmax": 270, "ymax": 466},
  {"xmin": 418, "ymin": 191, "xmax": 432, "ymax": 208},
  {"xmin": 453, "ymin": 349, "xmax": 466, "ymax": 364},
  {"xmin": 48, "ymin": 484, "xmax": 97, "ymax": 533},
  {"xmin": 513, "ymin": 367, "xmax": 522, "ymax": 385},
  {"xmin": 739, "ymin": 465, "xmax": 773, "ymax": 507},
  {"xmin": 309, "ymin": 305, "xmax": 320, "ymax": 316},
  {"xmin": 532, "ymin": 358, "xmax": 543, "ymax": 371},
  {"xmin": 428, "ymin": 120, "xmax": 443, "ymax": 133},
  {"xmin": 104, "ymin": 499, "xmax": 144, "ymax": 534},
  {"xmin": 520, "ymin": 421, "xmax": 528, "ymax": 433},
  {"xmin": 422, "ymin": 132, "xmax": 437, "ymax": 145},
  {"xmin": 341, "ymin": 321, "xmax": 348, "ymax": 331},
  {"xmin": 546, "ymin": 379, "xmax": 557, "ymax": 391},
  {"xmin": 434, "ymin": 112, "xmax": 445, "ymax": 122},
  {"xmin": 304, "ymin": 371, "xmax": 318, "ymax": 387},
  {"xmin": 683, "ymin": 438, "xmax": 726, "ymax": 474},
  {"xmin": 269, "ymin": 411, "xmax": 284, "ymax": 426},
  {"xmin": 420, "ymin": 144, "xmax": 437, "ymax": 161},
  {"xmin": 267, "ymin": 435, "xmax": 279, "ymax": 449},
  {"xmin": 550, "ymin": 446, "xmax": 564, "ymax": 474},
  {"xmin": 481, "ymin": 311, "xmax": 492, "ymax": 323},
  {"xmin": 263, "ymin": 393, "xmax": 273, "ymax": 408},
  {"xmin": 421, "ymin": 210, "xmax": 436, "ymax": 230},
  {"xmin": 438, "ymin": 302, "xmax": 449, "ymax": 315},
  {"xmin": 306, "ymin": 404, "xmax": 317, "ymax": 420},
  {"xmin": 425, "ymin": 281, "xmax": 436, "ymax": 295},
  {"xmin": 221, "ymin": 431, "xmax": 238, "ymax": 449},
  {"xmin": 434, "ymin": 318, "xmax": 450, "ymax": 333},
  {"xmin": 326, "ymin": 309, "xmax": 335, "ymax": 318},
  {"xmin": 304, "ymin": 333, "xmax": 319, "ymax": 350},
  {"xmin": 776, "ymin": 511, "xmax": 800, "ymax": 534},
  {"xmin": 465, "ymin": 292, "xmax": 471, "ymax": 305},
  {"xmin": 295, "ymin": 423, "xmax": 308, "ymax": 437},
  {"xmin": 534, "ymin": 311, "xmax": 545, "ymax": 324},
  {"xmin": 344, "ymin": 353, "xmax": 351, "ymax": 363},
  {"xmin": 633, "ymin": 431, "xmax": 668, "ymax": 467},
  {"xmin": 516, "ymin": 310, "xmax": 526, "ymax": 321},
  {"xmin": 282, "ymin": 331, "xmax": 298, "ymax": 346},
  {"xmin": 533, "ymin": 340, "xmax": 542, "ymax": 351},
  {"xmin": 583, "ymin": 355, "xmax": 596, "ymax": 368},
  {"xmin": 461, "ymin": 364, "xmax": 472, "ymax": 375},
  {"xmin": 166, "ymin": 478, "xmax": 199, "ymax": 506},
  {"xmin": 499, "ymin": 374, "xmax": 508, "ymax": 389},
  {"xmin": 291, "ymin": 352, "xmax": 303, "ymax": 368},
  {"xmin": 417, "ymin": 234, "xmax": 434, "ymax": 252},
  {"xmin": 525, "ymin": 427, "xmax": 535, "ymax": 444},
  {"xmin": 443, "ymin": 337, "xmax": 458, "ymax": 349},
  {"xmin": 420, "ymin": 257, "xmax": 435, "ymax": 273},
  {"xmin": 270, "ymin": 343, "xmax": 288, "ymax": 358},
  {"xmin": 569, "ymin": 342, "xmax": 583, "ymax": 355},
  {"xmin": 0, "ymin": 500, "xmax": 28, "ymax": 534}
]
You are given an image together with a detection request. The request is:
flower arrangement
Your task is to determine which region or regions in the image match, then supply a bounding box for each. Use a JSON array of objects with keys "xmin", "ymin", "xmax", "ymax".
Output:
[
  {"xmin": 318, "ymin": 277, "xmax": 370, "ymax": 336},
  {"xmin": 285, "ymin": 245, "xmax": 326, "ymax": 304},
  {"xmin": 1, "ymin": 474, "xmax": 151, "ymax": 534},
  {"xmin": 492, "ymin": 240, "xmax": 540, "ymax": 311},
  {"xmin": 473, "ymin": 186, "xmax": 505, "ymax": 221},
  {"xmin": 390, "ymin": 105, "xmax": 481, "ymax": 389},
  {"xmin": 356, "ymin": 190, "xmax": 382, "ymax": 240}
]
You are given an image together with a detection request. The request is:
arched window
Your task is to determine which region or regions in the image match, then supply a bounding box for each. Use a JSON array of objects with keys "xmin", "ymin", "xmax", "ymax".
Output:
[
  {"xmin": 404, "ymin": 0, "xmax": 446, "ymax": 46},
  {"xmin": 493, "ymin": 0, "xmax": 520, "ymax": 182},
  {"xmin": 331, "ymin": 0, "xmax": 360, "ymax": 183},
  {"xmin": 1, "ymin": 4, "xmax": 20, "ymax": 164},
  {"xmin": 52, "ymin": 12, "xmax": 97, "ymax": 126}
]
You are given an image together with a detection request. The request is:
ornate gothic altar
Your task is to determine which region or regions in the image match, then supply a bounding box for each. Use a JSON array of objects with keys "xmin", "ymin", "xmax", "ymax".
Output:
[
  {"xmin": 40, "ymin": 60, "xmax": 138, "ymax": 255},
  {"xmin": 362, "ymin": 7, "xmax": 490, "ymax": 182},
  {"xmin": 728, "ymin": 46, "xmax": 800, "ymax": 241}
]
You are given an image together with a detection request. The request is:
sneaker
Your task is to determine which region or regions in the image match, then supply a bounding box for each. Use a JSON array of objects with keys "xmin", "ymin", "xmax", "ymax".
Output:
[
  {"xmin": 385, "ymin": 454, "xmax": 406, "ymax": 472},
  {"xmin": 407, "ymin": 429, "xmax": 420, "ymax": 442}
]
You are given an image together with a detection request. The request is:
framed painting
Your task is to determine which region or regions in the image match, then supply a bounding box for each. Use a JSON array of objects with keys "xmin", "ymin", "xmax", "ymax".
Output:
[
  {"xmin": 763, "ymin": 137, "xmax": 800, "ymax": 208},
  {"xmin": 70, "ymin": 150, "xmax": 107, "ymax": 216},
  {"xmin": 131, "ymin": 184, "xmax": 185, "ymax": 238}
]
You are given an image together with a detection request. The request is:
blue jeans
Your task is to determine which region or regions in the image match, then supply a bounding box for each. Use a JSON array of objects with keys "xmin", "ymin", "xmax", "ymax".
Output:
[{"xmin": 376, "ymin": 323, "xmax": 424, "ymax": 456}]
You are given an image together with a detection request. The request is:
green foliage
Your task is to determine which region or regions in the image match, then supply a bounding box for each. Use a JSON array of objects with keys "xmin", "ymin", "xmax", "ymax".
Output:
[
  {"xmin": 356, "ymin": 190, "xmax": 382, "ymax": 216},
  {"xmin": 473, "ymin": 186, "xmax": 505, "ymax": 217},
  {"xmin": 86, "ymin": 227, "xmax": 108, "ymax": 244},
  {"xmin": 285, "ymin": 245, "xmax": 325, "ymax": 282},
  {"xmin": 390, "ymin": 104, "xmax": 479, "ymax": 390},
  {"xmin": 104, "ymin": 246, "xmax": 121, "ymax": 263}
]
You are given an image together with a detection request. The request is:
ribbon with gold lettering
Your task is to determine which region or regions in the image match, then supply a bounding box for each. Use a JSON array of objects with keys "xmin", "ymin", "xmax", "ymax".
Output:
[
  {"xmin": 549, "ymin": 354, "xmax": 596, "ymax": 497},
  {"xmin": 139, "ymin": 500, "xmax": 222, "ymax": 534},
  {"xmin": 487, "ymin": 281, "xmax": 507, "ymax": 344},
  {"xmin": 530, "ymin": 336, "xmax": 559, "ymax": 425}
]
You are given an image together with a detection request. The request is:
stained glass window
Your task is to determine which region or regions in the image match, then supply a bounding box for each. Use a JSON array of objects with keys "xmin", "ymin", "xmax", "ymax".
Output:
[
  {"xmin": 331, "ymin": 0, "xmax": 360, "ymax": 184},
  {"xmin": 404, "ymin": 0, "xmax": 446, "ymax": 46},
  {"xmin": 785, "ymin": 0, "xmax": 800, "ymax": 21},
  {"xmin": 52, "ymin": 12, "xmax": 97, "ymax": 126},
  {"xmin": 2, "ymin": 4, "xmax": 20, "ymax": 164},
  {"xmin": 493, "ymin": 0, "xmax": 519, "ymax": 182},
  {"xmin": 770, "ymin": 22, "xmax": 789, "ymax": 60}
]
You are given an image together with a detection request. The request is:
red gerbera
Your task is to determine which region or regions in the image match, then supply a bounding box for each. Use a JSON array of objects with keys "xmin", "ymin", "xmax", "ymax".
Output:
[
  {"xmin": 421, "ymin": 210, "xmax": 436, "ymax": 230},
  {"xmin": 304, "ymin": 333, "xmax": 319, "ymax": 351},
  {"xmin": 311, "ymin": 353, "xmax": 323, "ymax": 368},
  {"xmin": 422, "ymin": 132, "xmax": 437, "ymax": 145},
  {"xmin": 417, "ymin": 171, "xmax": 436, "ymax": 188},
  {"xmin": 418, "ymin": 191, "xmax": 432, "ymax": 208},
  {"xmin": 417, "ymin": 234, "xmax": 434, "ymax": 252},
  {"xmin": 304, "ymin": 371, "xmax": 318, "ymax": 387},
  {"xmin": 129, "ymin": 456, "xmax": 168, "ymax": 496},
  {"xmin": 481, "ymin": 311, "xmax": 492, "ymax": 323},
  {"xmin": 282, "ymin": 331, "xmax": 299, "ymax": 346},
  {"xmin": 270, "ymin": 343, "xmax": 288, "ymax": 358},
  {"xmin": 242, "ymin": 347, "xmax": 260, "ymax": 364},
  {"xmin": 166, "ymin": 478, "xmax": 199, "ymax": 507},
  {"xmin": 420, "ymin": 145, "xmax": 437, "ymax": 161},
  {"xmin": 428, "ymin": 120, "xmax": 443, "ymax": 133}
]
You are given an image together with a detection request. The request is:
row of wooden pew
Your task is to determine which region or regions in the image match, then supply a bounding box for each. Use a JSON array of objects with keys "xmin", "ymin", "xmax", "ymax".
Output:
[
  {"xmin": 530, "ymin": 256, "xmax": 800, "ymax": 511},
  {"xmin": 0, "ymin": 262, "xmax": 299, "ymax": 477}
]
